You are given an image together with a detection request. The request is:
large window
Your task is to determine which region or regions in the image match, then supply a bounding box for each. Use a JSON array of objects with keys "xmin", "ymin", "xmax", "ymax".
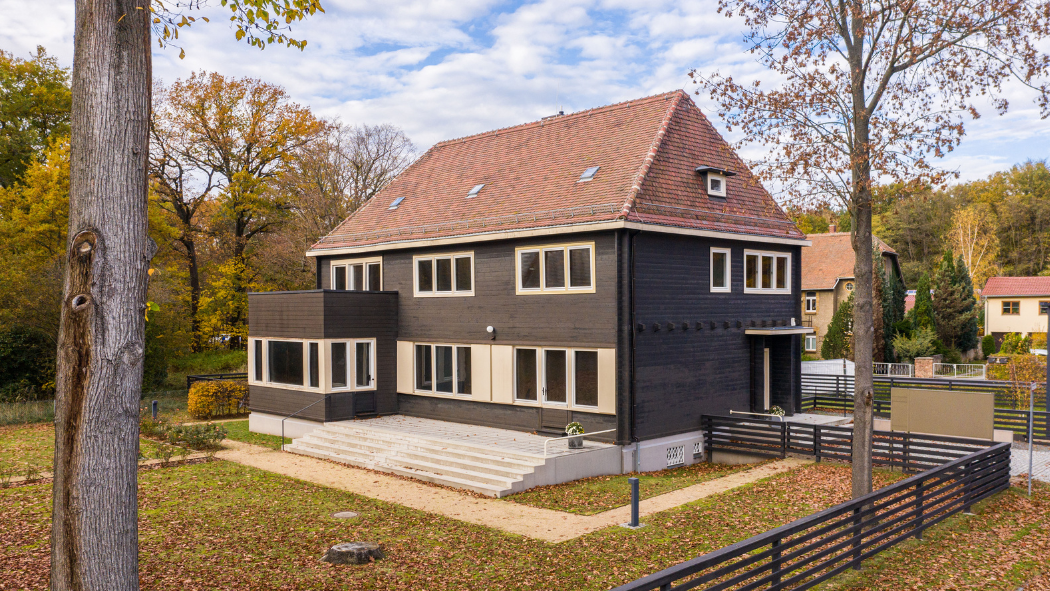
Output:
[
  {"xmin": 414, "ymin": 344, "xmax": 471, "ymax": 395},
  {"xmin": 1002, "ymin": 301, "xmax": 1020, "ymax": 315},
  {"xmin": 744, "ymin": 250, "xmax": 791, "ymax": 293},
  {"xmin": 516, "ymin": 243, "xmax": 594, "ymax": 294},
  {"xmin": 331, "ymin": 339, "xmax": 376, "ymax": 390},
  {"xmin": 804, "ymin": 334, "xmax": 817, "ymax": 352},
  {"xmin": 710, "ymin": 248, "xmax": 730, "ymax": 292},
  {"xmin": 515, "ymin": 347, "xmax": 600, "ymax": 407},
  {"xmin": 805, "ymin": 291, "xmax": 817, "ymax": 313},
  {"xmin": 268, "ymin": 341, "xmax": 304, "ymax": 386},
  {"xmin": 415, "ymin": 253, "xmax": 474, "ymax": 296},
  {"xmin": 331, "ymin": 258, "xmax": 382, "ymax": 291}
]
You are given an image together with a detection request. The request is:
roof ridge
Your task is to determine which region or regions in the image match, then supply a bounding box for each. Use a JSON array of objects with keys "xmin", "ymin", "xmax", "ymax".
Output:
[
  {"xmin": 619, "ymin": 90, "xmax": 687, "ymax": 218},
  {"xmin": 431, "ymin": 90, "xmax": 684, "ymax": 150}
]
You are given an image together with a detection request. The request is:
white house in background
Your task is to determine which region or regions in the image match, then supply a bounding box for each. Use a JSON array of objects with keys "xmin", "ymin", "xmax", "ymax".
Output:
[{"xmin": 982, "ymin": 276, "xmax": 1050, "ymax": 347}]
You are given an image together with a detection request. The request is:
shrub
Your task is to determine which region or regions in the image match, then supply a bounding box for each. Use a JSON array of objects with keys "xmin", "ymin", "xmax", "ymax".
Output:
[
  {"xmin": 982, "ymin": 334, "xmax": 996, "ymax": 357},
  {"xmin": 1000, "ymin": 332, "xmax": 1030, "ymax": 355},
  {"xmin": 164, "ymin": 423, "xmax": 227, "ymax": 450},
  {"xmin": 892, "ymin": 326, "xmax": 937, "ymax": 362},
  {"xmin": 187, "ymin": 380, "xmax": 248, "ymax": 420},
  {"xmin": 1032, "ymin": 333, "xmax": 1048, "ymax": 350}
]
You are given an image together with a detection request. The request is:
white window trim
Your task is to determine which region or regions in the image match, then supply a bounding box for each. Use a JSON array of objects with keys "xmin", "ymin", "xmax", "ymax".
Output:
[
  {"xmin": 743, "ymin": 250, "xmax": 792, "ymax": 294},
  {"xmin": 805, "ymin": 291, "xmax": 818, "ymax": 314},
  {"xmin": 707, "ymin": 172, "xmax": 727, "ymax": 197},
  {"xmin": 331, "ymin": 256, "xmax": 383, "ymax": 291},
  {"xmin": 413, "ymin": 343, "xmax": 472, "ymax": 396},
  {"xmin": 250, "ymin": 337, "xmax": 324, "ymax": 392},
  {"xmin": 413, "ymin": 252, "xmax": 475, "ymax": 297},
  {"xmin": 514, "ymin": 346, "xmax": 601, "ymax": 410},
  {"xmin": 804, "ymin": 334, "xmax": 817, "ymax": 352},
  {"xmin": 330, "ymin": 338, "xmax": 377, "ymax": 392},
  {"xmin": 515, "ymin": 242, "xmax": 596, "ymax": 295},
  {"xmin": 710, "ymin": 248, "xmax": 731, "ymax": 293}
]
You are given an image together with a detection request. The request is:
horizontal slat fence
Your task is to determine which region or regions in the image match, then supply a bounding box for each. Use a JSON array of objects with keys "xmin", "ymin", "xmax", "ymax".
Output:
[
  {"xmin": 802, "ymin": 373, "xmax": 1046, "ymax": 410},
  {"xmin": 186, "ymin": 373, "xmax": 249, "ymax": 388},
  {"xmin": 702, "ymin": 415, "xmax": 993, "ymax": 472},
  {"xmin": 611, "ymin": 441, "xmax": 1011, "ymax": 591}
]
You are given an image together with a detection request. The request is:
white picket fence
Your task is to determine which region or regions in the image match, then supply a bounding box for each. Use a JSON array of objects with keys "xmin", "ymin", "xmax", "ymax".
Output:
[{"xmin": 934, "ymin": 363, "xmax": 986, "ymax": 379}]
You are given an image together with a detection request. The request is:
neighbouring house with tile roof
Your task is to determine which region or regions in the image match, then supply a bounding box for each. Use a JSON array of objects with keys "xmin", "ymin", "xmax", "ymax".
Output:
[
  {"xmin": 982, "ymin": 277, "xmax": 1050, "ymax": 346},
  {"xmin": 245, "ymin": 90, "xmax": 812, "ymax": 488},
  {"xmin": 800, "ymin": 231, "xmax": 903, "ymax": 358}
]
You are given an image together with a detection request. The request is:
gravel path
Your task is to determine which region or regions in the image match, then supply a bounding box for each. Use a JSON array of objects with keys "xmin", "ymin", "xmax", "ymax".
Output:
[
  {"xmin": 215, "ymin": 440, "xmax": 807, "ymax": 543},
  {"xmin": 1011, "ymin": 442, "xmax": 1050, "ymax": 483}
]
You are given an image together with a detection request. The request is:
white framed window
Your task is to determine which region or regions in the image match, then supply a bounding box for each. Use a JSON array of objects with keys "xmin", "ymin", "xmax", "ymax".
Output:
[
  {"xmin": 255, "ymin": 338, "xmax": 321, "ymax": 390},
  {"xmin": 744, "ymin": 250, "xmax": 791, "ymax": 294},
  {"xmin": 414, "ymin": 252, "xmax": 474, "ymax": 297},
  {"xmin": 707, "ymin": 172, "xmax": 726, "ymax": 197},
  {"xmin": 516, "ymin": 242, "xmax": 595, "ymax": 294},
  {"xmin": 414, "ymin": 344, "xmax": 471, "ymax": 395},
  {"xmin": 331, "ymin": 257, "xmax": 382, "ymax": 291},
  {"xmin": 804, "ymin": 334, "xmax": 817, "ymax": 352},
  {"xmin": 805, "ymin": 291, "xmax": 817, "ymax": 313},
  {"xmin": 514, "ymin": 346, "xmax": 600, "ymax": 408},
  {"xmin": 710, "ymin": 248, "xmax": 731, "ymax": 292},
  {"xmin": 331, "ymin": 338, "xmax": 376, "ymax": 391}
]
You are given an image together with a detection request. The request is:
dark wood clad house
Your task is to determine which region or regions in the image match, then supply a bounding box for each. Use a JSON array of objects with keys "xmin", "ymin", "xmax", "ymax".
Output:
[{"xmin": 247, "ymin": 90, "xmax": 812, "ymax": 472}]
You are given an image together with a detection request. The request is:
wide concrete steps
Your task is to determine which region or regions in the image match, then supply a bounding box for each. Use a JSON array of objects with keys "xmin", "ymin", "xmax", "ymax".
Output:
[{"xmin": 284, "ymin": 423, "xmax": 549, "ymax": 497}]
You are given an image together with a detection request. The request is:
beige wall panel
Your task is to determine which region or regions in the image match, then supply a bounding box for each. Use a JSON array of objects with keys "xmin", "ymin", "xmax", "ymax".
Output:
[
  {"xmin": 396, "ymin": 341, "xmax": 413, "ymax": 394},
  {"xmin": 986, "ymin": 296, "xmax": 1049, "ymax": 335},
  {"xmin": 471, "ymin": 344, "xmax": 492, "ymax": 402},
  {"xmin": 890, "ymin": 387, "xmax": 994, "ymax": 440},
  {"xmin": 597, "ymin": 348, "xmax": 616, "ymax": 414},
  {"xmin": 491, "ymin": 345, "xmax": 514, "ymax": 404}
]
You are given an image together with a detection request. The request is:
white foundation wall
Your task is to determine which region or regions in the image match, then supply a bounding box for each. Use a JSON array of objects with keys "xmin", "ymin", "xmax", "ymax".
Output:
[
  {"xmin": 620, "ymin": 431, "xmax": 705, "ymax": 473},
  {"xmin": 249, "ymin": 412, "xmax": 324, "ymax": 440}
]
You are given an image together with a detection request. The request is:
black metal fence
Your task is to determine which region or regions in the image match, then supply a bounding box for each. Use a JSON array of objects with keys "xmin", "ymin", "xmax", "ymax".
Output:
[
  {"xmin": 702, "ymin": 415, "xmax": 994, "ymax": 472},
  {"xmin": 186, "ymin": 372, "xmax": 249, "ymax": 389},
  {"xmin": 611, "ymin": 439, "xmax": 1011, "ymax": 591}
]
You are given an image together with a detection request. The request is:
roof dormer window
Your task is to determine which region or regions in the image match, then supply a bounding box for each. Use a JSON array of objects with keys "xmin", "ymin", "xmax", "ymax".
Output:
[{"xmin": 695, "ymin": 165, "xmax": 736, "ymax": 200}]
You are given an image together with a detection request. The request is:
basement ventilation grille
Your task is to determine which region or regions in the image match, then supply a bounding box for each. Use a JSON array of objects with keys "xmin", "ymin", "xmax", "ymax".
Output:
[
  {"xmin": 693, "ymin": 441, "xmax": 702, "ymax": 458},
  {"xmin": 666, "ymin": 445, "xmax": 685, "ymax": 468}
]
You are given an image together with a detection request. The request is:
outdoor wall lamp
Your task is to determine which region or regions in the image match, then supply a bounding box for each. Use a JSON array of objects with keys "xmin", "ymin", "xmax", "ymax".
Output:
[{"xmin": 487, "ymin": 325, "xmax": 495, "ymax": 340}]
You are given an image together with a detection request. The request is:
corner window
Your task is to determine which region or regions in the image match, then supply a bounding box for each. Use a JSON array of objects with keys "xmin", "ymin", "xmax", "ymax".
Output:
[
  {"xmin": 308, "ymin": 342, "xmax": 320, "ymax": 388},
  {"xmin": 516, "ymin": 243, "xmax": 594, "ymax": 294},
  {"xmin": 414, "ymin": 344, "xmax": 471, "ymax": 395},
  {"xmin": 1003, "ymin": 301, "xmax": 1020, "ymax": 315},
  {"xmin": 415, "ymin": 253, "xmax": 474, "ymax": 297},
  {"xmin": 331, "ymin": 257, "xmax": 382, "ymax": 291},
  {"xmin": 253, "ymin": 339, "xmax": 264, "ymax": 382},
  {"xmin": 804, "ymin": 334, "xmax": 817, "ymax": 352},
  {"xmin": 331, "ymin": 339, "xmax": 376, "ymax": 390},
  {"xmin": 711, "ymin": 248, "xmax": 730, "ymax": 292},
  {"xmin": 744, "ymin": 250, "xmax": 791, "ymax": 294},
  {"xmin": 805, "ymin": 291, "xmax": 817, "ymax": 313}
]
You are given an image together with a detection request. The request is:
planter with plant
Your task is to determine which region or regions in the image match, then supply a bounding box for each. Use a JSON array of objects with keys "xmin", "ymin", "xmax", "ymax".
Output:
[
  {"xmin": 565, "ymin": 422, "xmax": 584, "ymax": 449},
  {"xmin": 768, "ymin": 405, "xmax": 786, "ymax": 417}
]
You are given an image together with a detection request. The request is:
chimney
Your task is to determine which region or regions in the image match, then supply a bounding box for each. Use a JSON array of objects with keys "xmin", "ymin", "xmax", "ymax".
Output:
[{"xmin": 829, "ymin": 223, "xmax": 837, "ymax": 233}]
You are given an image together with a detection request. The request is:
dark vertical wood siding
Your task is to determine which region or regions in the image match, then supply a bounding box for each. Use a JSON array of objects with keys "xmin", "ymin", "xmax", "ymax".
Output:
[{"xmin": 631, "ymin": 232, "xmax": 803, "ymax": 440}]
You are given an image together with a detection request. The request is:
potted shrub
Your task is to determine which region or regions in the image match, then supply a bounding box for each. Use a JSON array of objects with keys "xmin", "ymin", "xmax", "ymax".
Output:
[
  {"xmin": 768, "ymin": 405, "xmax": 786, "ymax": 417},
  {"xmin": 565, "ymin": 422, "xmax": 584, "ymax": 449}
]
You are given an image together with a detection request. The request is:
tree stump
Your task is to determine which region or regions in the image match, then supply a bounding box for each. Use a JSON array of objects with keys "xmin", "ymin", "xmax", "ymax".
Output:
[{"xmin": 320, "ymin": 542, "xmax": 384, "ymax": 565}]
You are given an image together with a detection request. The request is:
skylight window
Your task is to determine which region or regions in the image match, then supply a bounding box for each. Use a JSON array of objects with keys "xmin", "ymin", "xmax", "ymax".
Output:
[
  {"xmin": 388, "ymin": 197, "xmax": 405, "ymax": 210},
  {"xmin": 578, "ymin": 166, "xmax": 600, "ymax": 182},
  {"xmin": 467, "ymin": 184, "xmax": 485, "ymax": 198}
]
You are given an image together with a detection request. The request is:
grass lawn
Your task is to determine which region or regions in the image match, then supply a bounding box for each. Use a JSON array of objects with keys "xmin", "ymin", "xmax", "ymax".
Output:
[
  {"xmin": 504, "ymin": 461, "xmax": 763, "ymax": 514},
  {"xmin": 2, "ymin": 459, "xmax": 926, "ymax": 591},
  {"xmin": 223, "ymin": 420, "xmax": 289, "ymax": 449}
]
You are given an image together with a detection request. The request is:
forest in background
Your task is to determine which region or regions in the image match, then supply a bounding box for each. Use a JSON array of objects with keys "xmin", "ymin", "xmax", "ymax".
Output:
[
  {"xmin": 0, "ymin": 48, "xmax": 415, "ymax": 401},
  {"xmin": 2, "ymin": 47, "xmax": 1049, "ymax": 401}
]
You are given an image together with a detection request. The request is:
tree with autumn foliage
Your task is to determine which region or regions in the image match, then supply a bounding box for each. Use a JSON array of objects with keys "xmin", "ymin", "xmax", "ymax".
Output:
[{"xmin": 692, "ymin": 0, "xmax": 1050, "ymax": 498}]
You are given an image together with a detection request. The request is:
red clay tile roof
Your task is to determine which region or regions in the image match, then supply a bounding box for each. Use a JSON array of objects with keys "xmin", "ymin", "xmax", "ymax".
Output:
[
  {"xmin": 310, "ymin": 90, "xmax": 803, "ymax": 252},
  {"xmin": 982, "ymin": 276, "xmax": 1050, "ymax": 297},
  {"xmin": 801, "ymin": 232, "xmax": 897, "ymax": 290}
]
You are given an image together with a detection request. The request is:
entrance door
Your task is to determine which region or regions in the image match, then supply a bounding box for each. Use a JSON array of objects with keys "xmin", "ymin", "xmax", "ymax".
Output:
[{"xmin": 763, "ymin": 347, "xmax": 771, "ymax": 411}]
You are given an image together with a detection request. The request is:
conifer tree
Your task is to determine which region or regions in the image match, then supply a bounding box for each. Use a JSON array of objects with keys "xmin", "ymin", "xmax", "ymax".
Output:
[
  {"xmin": 872, "ymin": 246, "xmax": 885, "ymax": 363},
  {"xmin": 822, "ymin": 292, "xmax": 854, "ymax": 360},
  {"xmin": 932, "ymin": 250, "xmax": 976, "ymax": 350},
  {"xmin": 912, "ymin": 274, "xmax": 936, "ymax": 331},
  {"xmin": 954, "ymin": 255, "xmax": 980, "ymax": 352}
]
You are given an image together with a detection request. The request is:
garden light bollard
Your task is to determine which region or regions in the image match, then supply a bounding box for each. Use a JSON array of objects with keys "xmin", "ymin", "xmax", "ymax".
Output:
[
  {"xmin": 151, "ymin": 400, "xmax": 158, "ymax": 421},
  {"xmin": 629, "ymin": 477, "xmax": 640, "ymax": 527}
]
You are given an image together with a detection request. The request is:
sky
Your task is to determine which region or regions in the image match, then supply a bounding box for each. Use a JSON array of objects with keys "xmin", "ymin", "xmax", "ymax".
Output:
[{"xmin": 3, "ymin": 0, "xmax": 1049, "ymax": 192}]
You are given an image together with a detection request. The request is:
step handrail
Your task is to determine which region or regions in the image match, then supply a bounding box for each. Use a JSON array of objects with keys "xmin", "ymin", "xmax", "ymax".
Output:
[
  {"xmin": 281, "ymin": 396, "xmax": 329, "ymax": 449},
  {"xmin": 729, "ymin": 409, "xmax": 785, "ymax": 423},
  {"xmin": 543, "ymin": 428, "xmax": 616, "ymax": 458}
]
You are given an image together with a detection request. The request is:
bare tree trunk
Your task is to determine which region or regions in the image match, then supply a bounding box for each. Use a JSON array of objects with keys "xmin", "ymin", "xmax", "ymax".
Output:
[
  {"xmin": 183, "ymin": 237, "xmax": 202, "ymax": 352},
  {"xmin": 52, "ymin": 1, "xmax": 152, "ymax": 589}
]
